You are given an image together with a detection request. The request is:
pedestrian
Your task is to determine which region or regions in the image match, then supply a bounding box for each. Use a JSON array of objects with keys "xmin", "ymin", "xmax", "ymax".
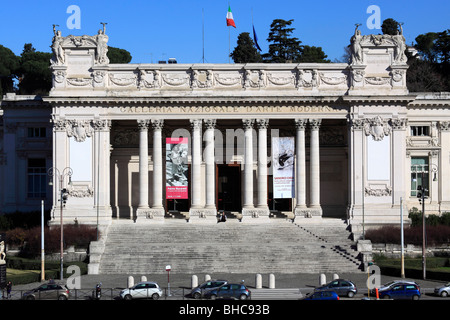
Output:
[
  {"xmin": 6, "ymin": 281, "xmax": 12, "ymax": 299},
  {"xmin": 218, "ymin": 211, "xmax": 227, "ymax": 223}
]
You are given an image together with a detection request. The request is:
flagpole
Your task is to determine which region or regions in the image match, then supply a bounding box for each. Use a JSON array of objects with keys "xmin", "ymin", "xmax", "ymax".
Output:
[{"xmin": 202, "ymin": 8, "xmax": 205, "ymax": 63}]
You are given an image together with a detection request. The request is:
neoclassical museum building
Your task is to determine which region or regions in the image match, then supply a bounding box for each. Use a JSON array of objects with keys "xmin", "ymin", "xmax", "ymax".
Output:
[{"xmin": 1, "ymin": 27, "xmax": 449, "ymax": 235}]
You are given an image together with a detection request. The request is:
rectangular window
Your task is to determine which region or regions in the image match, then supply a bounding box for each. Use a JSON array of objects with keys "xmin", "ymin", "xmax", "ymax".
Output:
[
  {"xmin": 27, "ymin": 158, "xmax": 46, "ymax": 198},
  {"xmin": 27, "ymin": 127, "xmax": 46, "ymax": 138},
  {"xmin": 410, "ymin": 126, "xmax": 430, "ymax": 136},
  {"xmin": 411, "ymin": 157, "xmax": 429, "ymax": 197}
]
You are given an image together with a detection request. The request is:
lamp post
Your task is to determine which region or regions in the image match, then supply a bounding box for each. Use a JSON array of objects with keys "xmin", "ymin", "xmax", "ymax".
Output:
[{"xmin": 48, "ymin": 167, "xmax": 73, "ymax": 280}]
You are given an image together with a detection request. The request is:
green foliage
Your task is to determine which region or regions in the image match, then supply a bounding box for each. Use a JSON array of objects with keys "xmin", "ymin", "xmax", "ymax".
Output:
[
  {"xmin": 263, "ymin": 19, "xmax": 302, "ymax": 63},
  {"xmin": 16, "ymin": 43, "xmax": 52, "ymax": 95},
  {"xmin": 0, "ymin": 44, "xmax": 20, "ymax": 96},
  {"xmin": 299, "ymin": 45, "xmax": 330, "ymax": 63},
  {"xmin": 230, "ymin": 32, "xmax": 262, "ymax": 63},
  {"xmin": 381, "ymin": 18, "xmax": 400, "ymax": 36},
  {"xmin": 107, "ymin": 46, "xmax": 132, "ymax": 63}
]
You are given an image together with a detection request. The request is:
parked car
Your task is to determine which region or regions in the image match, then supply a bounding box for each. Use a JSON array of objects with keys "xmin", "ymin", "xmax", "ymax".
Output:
[
  {"xmin": 120, "ymin": 281, "xmax": 163, "ymax": 300},
  {"xmin": 371, "ymin": 280, "xmax": 419, "ymax": 296},
  {"xmin": 314, "ymin": 279, "xmax": 357, "ymax": 298},
  {"xmin": 378, "ymin": 282, "xmax": 421, "ymax": 300},
  {"xmin": 22, "ymin": 282, "xmax": 70, "ymax": 300},
  {"xmin": 189, "ymin": 280, "xmax": 228, "ymax": 299},
  {"xmin": 303, "ymin": 290, "xmax": 339, "ymax": 300},
  {"xmin": 203, "ymin": 283, "xmax": 251, "ymax": 300},
  {"xmin": 434, "ymin": 282, "xmax": 450, "ymax": 297}
]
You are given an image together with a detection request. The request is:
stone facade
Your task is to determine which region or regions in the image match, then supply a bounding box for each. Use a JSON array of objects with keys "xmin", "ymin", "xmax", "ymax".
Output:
[{"xmin": 1, "ymin": 27, "xmax": 449, "ymax": 237}]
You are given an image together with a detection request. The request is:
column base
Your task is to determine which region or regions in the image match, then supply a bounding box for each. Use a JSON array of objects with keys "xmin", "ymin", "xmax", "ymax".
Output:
[
  {"xmin": 189, "ymin": 208, "xmax": 217, "ymax": 219},
  {"xmin": 294, "ymin": 207, "xmax": 322, "ymax": 218},
  {"xmin": 136, "ymin": 207, "xmax": 165, "ymax": 221},
  {"xmin": 242, "ymin": 208, "xmax": 270, "ymax": 218}
]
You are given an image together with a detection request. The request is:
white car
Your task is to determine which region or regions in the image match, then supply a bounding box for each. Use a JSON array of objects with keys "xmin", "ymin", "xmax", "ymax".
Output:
[
  {"xmin": 120, "ymin": 281, "xmax": 163, "ymax": 300},
  {"xmin": 434, "ymin": 282, "xmax": 450, "ymax": 297}
]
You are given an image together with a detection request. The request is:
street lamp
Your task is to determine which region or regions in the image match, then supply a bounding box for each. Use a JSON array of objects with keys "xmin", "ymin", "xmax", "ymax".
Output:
[{"xmin": 48, "ymin": 167, "xmax": 73, "ymax": 280}]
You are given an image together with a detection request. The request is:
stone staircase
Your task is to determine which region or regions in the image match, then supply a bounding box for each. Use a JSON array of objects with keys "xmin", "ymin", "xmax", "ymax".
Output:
[{"xmin": 94, "ymin": 218, "xmax": 363, "ymax": 275}]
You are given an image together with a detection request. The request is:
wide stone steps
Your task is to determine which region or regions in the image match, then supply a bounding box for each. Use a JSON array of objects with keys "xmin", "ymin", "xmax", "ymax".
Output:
[{"xmin": 97, "ymin": 219, "xmax": 362, "ymax": 274}]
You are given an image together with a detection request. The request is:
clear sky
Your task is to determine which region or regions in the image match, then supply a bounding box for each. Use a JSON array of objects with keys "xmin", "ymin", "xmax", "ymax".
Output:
[{"xmin": 1, "ymin": 0, "xmax": 449, "ymax": 64}]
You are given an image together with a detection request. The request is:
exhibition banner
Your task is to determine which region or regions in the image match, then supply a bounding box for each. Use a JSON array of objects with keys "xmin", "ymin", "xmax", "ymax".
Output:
[
  {"xmin": 166, "ymin": 137, "xmax": 188, "ymax": 199},
  {"xmin": 272, "ymin": 137, "xmax": 295, "ymax": 198}
]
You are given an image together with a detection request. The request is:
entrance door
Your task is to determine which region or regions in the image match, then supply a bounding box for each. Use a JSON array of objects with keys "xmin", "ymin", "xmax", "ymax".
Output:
[{"xmin": 217, "ymin": 164, "xmax": 241, "ymax": 212}]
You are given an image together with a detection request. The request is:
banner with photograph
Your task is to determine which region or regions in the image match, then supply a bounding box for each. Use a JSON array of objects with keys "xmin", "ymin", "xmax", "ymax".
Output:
[
  {"xmin": 166, "ymin": 137, "xmax": 188, "ymax": 199},
  {"xmin": 272, "ymin": 137, "xmax": 295, "ymax": 198}
]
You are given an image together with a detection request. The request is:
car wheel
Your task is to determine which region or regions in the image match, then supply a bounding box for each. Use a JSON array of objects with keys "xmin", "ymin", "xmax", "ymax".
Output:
[
  {"xmin": 239, "ymin": 294, "xmax": 248, "ymax": 300},
  {"xmin": 193, "ymin": 292, "xmax": 201, "ymax": 299},
  {"xmin": 383, "ymin": 295, "xmax": 391, "ymax": 299},
  {"xmin": 347, "ymin": 291, "xmax": 355, "ymax": 298},
  {"xmin": 26, "ymin": 295, "xmax": 35, "ymax": 301},
  {"xmin": 412, "ymin": 295, "xmax": 420, "ymax": 300},
  {"xmin": 152, "ymin": 293, "xmax": 160, "ymax": 300},
  {"xmin": 210, "ymin": 294, "xmax": 217, "ymax": 300},
  {"xmin": 124, "ymin": 294, "xmax": 132, "ymax": 300},
  {"xmin": 441, "ymin": 291, "xmax": 448, "ymax": 297},
  {"xmin": 58, "ymin": 295, "xmax": 68, "ymax": 300}
]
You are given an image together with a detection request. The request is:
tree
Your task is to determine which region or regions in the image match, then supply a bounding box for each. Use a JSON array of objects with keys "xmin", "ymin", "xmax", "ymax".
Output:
[
  {"xmin": 230, "ymin": 32, "xmax": 262, "ymax": 63},
  {"xmin": 381, "ymin": 18, "xmax": 400, "ymax": 35},
  {"xmin": 409, "ymin": 29, "xmax": 450, "ymax": 91},
  {"xmin": 16, "ymin": 43, "xmax": 52, "ymax": 95},
  {"xmin": 0, "ymin": 45, "xmax": 19, "ymax": 96},
  {"xmin": 107, "ymin": 46, "xmax": 132, "ymax": 63},
  {"xmin": 299, "ymin": 45, "xmax": 330, "ymax": 63},
  {"xmin": 263, "ymin": 19, "xmax": 302, "ymax": 63}
]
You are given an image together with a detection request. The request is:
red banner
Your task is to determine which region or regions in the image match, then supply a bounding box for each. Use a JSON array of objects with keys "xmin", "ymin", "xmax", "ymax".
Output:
[{"xmin": 166, "ymin": 137, "xmax": 188, "ymax": 199}]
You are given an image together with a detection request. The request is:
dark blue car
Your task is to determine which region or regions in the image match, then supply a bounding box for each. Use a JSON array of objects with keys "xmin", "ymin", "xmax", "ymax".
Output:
[
  {"xmin": 303, "ymin": 290, "xmax": 339, "ymax": 300},
  {"xmin": 204, "ymin": 283, "xmax": 251, "ymax": 300},
  {"xmin": 378, "ymin": 283, "xmax": 421, "ymax": 300}
]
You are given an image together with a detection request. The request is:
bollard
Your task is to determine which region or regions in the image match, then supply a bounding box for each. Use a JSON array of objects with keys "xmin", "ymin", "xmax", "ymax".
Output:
[
  {"xmin": 269, "ymin": 274, "xmax": 275, "ymax": 289},
  {"xmin": 204, "ymin": 274, "xmax": 211, "ymax": 282},
  {"xmin": 191, "ymin": 275, "xmax": 198, "ymax": 289},
  {"xmin": 127, "ymin": 276, "xmax": 134, "ymax": 288},
  {"xmin": 255, "ymin": 274, "xmax": 262, "ymax": 289},
  {"xmin": 333, "ymin": 273, "xmax": 339, "ymax": 280},
  {"xmin": 141, "ymin": 275, "xmax": 147, "ymax": 282},
  {"xmin": 375, "ymin": 288, "xmax": 379, "ymax": 300},
  {"xmin": 319, "ymin": 274, "xmax": 326, "ymax": 286}
]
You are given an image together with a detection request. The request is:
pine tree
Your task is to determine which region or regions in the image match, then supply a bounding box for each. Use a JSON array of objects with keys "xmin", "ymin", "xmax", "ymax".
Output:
[
  {"xmin": 230, "ymin": 32, "xmax": 262, "ymax": 63},
  {"xmin": 262, "ymin": 19, "xmax": 302, "ymax": 63}
]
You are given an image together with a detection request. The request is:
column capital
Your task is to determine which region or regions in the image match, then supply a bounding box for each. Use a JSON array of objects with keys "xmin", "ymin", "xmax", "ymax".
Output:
[
  {"xmin": 295, "ymin": 118, "xmax": 307, "ymax": 130},
  {"xmin": 309, "ymin": 118, "xmax": 322, "ymax": 130},
  {"xmin": 190, "ymin": 119, "xmax": 202, "ymax": 129},
  {"xmin": 151, "ymin": 119, "xmax": 164, "ymax": 130},
  {"xmin": 256, "ymin": 118, "xmax": 269, "ymax": 129},
  {"xmin": 204, "ymin": 119, "xmax": 216, "ymax": 129},
  {"xmin": 137, "ymin": 119, "xmax": 150, "ymax": 131},
  {"xmin": 92, "ymin": 119, "xmax": 111, "ymax": 131},
  {"xmin": 242, "ymin": 119, "xmax": 255, "ymax": 130}
]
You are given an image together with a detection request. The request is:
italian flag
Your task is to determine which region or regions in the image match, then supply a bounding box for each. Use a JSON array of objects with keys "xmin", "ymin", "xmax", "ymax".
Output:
[{"xmin": 226, "ymin": 6, "xmax": 236, "ymax": 28}]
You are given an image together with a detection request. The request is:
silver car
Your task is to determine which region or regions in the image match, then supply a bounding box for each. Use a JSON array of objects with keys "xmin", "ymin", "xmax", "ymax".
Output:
[
  {"xmin": 434, "ymin": 282, "xmax": 450, "ymax": 297},
  {"xmin": 120, "ymin": 281, "xmax": 163, "ymax": 300},
  {"xmin": 22, "ymin": 282, "xmax": 70, "ymax": 300}
]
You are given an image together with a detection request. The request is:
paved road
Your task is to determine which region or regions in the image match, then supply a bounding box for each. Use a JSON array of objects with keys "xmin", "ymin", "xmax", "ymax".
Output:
[{"xmin": 9, "ymin": 272, "xmax": 448, "ymax": 300}]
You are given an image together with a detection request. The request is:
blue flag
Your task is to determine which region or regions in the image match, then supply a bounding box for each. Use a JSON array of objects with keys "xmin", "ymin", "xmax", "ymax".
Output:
[{"xmin": 253, "ymin": 25, "xmax": 262, "ymax": 51}]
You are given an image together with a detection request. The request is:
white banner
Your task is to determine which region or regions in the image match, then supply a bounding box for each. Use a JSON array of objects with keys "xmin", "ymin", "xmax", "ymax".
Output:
[{"xmin": 272, "ymin": 137, "xmax": 295, "ymax": 198}]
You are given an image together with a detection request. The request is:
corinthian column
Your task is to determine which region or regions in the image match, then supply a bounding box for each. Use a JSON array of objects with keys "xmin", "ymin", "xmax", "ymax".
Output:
[
  {"xmin": 242, "ymin": 119, "xmax": 255, "ymax": 214},
  {"xmin": 256, "ymin": 119, "xmax": 269, "ymax": 211},
  {"xmin": 137, "ymin": 119, "xmax": 150, "ymax": 217},
  {"xmin": 294, "ymin": 119, "xmax": 307, "ymax": 215},
  {"xmin": 151, "ymin": 119, "xmax": 164, "ymax": 216},
  {"xmin": 190, "ymin": 119, "xmax": 202, "ymax": 210},
  {"xmin": 309, "ymin": 118, "xmax": 322, "ymax": 216},
  {"xmin": 204, "ymin": 119, "xmax": 216, "ymax": 212}
]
